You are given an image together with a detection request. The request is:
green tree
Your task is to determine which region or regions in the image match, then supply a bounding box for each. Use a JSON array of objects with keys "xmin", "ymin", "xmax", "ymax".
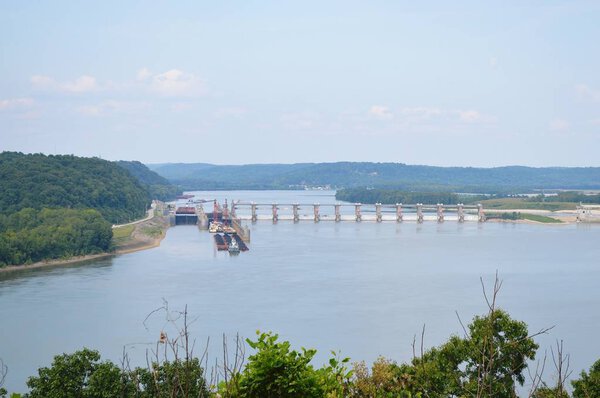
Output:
[
  {"xmin": 25, "ymin": 348, "xmax": 131, "ymax": 398},
  {"xmin": 134, "ymin": 358, "xmax": 210, "ymax": 398},
  {"xmin": 461, "ymin": 309, "xmax": 539, "ymax": 397},
  {"xmin": 572, "ymin": 359, "xmax": 600, "ymax": 398},
  {"xmin": 532, "ymin": 386, "xmax": 570, "ymax": 398},
  {"xmin": 359, "ymin": 309, "xmax": 539, "ymax": 398}
]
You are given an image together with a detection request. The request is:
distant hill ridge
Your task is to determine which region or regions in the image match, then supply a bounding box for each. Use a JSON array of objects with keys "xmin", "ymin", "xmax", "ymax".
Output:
[
  {"xmin": 116, "ymin": 160, "xmax": 179, "ymax": 201},
  {"xmin": 148, "ymin": 162, "xmax": 600, "ymax": 193}
]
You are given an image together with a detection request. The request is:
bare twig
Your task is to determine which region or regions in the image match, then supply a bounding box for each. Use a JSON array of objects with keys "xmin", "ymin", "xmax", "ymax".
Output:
[
  {"xmin": 527, "ymin": 350, "xmax": 547, "ymax": 398},
  {"xmin": 551, "ymin": 340, "xmax": 573, "ymax": 395},
  {"xmin": 455, "ymin": 310, "xmax": 469, "ymax": 338},
  {"xmin": 0, "ymin": 357, "xmax": 7, "ymax": 390}
]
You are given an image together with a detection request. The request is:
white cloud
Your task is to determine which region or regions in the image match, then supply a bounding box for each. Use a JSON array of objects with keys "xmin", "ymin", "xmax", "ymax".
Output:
[
  {"xmin": 575, "ymin": 84, "xmax": 600, "ymax": 102},
  {"xmin": 458, "ymin": 110, "xmax": 483, "ymax": 123},
  {"xmin": 549, "ymin": 118, "xmax": 569, "ymax": 131},
  {"xmin": 368, "ymin": 105, "xmax": 393, "ymax": 120},
  {"xmin": 0, "ymin": 97, "xmax": 34, "ymax": 111},
  {"xmin": 215, "ymin": 107, "xmax": 248, "ymax": 118},
  {"xmin": 136, "ymin": 67, "xmax": 152, "ymax": 81},
  {"xmin": 148, "ymin": 69, "xmax": 204, "ymax": 96},
  {"xmin": 76, "ymin": 100, "xmax": 149, "ymax": 117},
  {"xmin": 171, "ymin": 102, "xmax": 193, "ymax": 112},
  {"xmin": 489, "ymin": 57, "xmax": 498, "ymax": 68},
  {"xmin": 63, "ymin": 75, "xmax": 97, "ymax": 93},
  {"xmin": 399, "ymin": 107, "xmax": 443, "ymax": 119},
  {"xmin": 394, "ymin": 107, "xmax": 492, "ymax": 125},
  {"xmin": 30, "ymin": 75, "xmax": 54, "ymax": 88},
  {"xmin": 31, "ymin": 74, "xmax": 98, "ymax": 93},
  {"xmin": 281, "ymin": 112, "xmax": 319, "ymax": 130},
  {"xmin": 77, "ymin": 105, "xmax": 102, "ymax": 117},
  {"xmin": 30, "ymin": 69, "xmax": 205, "ymax": 97}
]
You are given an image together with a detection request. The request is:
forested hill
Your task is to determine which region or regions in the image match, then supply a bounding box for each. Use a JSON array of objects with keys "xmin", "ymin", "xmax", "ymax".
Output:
[
  {"xmin": 0, "ymin": 152, "xmax": 149, "ymax": 224},
  {"xmin": 116, "ymin": 160, "xmax": 179, "ymax": 201},
  {"xmin": 149, "ymin": 162, "xmax": 600, "ymax": 192}
]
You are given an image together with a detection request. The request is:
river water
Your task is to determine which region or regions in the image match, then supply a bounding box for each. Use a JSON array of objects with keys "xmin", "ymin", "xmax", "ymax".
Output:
[{"xmin": 1, "ymin": 190, "xmax": 599, "ymax": 393}]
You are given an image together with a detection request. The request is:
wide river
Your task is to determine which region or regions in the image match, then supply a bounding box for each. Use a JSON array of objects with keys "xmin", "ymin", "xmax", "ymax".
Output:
[{"xmin": 1, "ymin": 190, "xmax": 599, "ymax": 393}]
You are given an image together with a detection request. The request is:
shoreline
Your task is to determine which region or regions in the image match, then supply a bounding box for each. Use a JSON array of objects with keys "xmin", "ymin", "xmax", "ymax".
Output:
[{"xmin": 0, "ymin": 237, "xmax": 166, "ymax": 274}]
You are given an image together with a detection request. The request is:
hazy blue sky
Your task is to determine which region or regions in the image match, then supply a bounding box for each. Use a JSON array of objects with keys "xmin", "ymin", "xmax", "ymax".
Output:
[{"xmin": 1, "ymin": 1, "xmax": 599, "ymax": 166}]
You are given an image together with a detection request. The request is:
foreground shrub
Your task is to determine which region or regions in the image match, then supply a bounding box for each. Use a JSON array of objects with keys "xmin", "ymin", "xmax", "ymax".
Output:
[
  {"xmin": 216, "ymin": 332, "xmax": 352, "ymax": 398},
  {"xmin": 25, "ymin": 348, "xmax": 127, "ymax": 398},
  {"xmin": 23, "ymin": 348, "xmax": 210, "ymax": 398}
]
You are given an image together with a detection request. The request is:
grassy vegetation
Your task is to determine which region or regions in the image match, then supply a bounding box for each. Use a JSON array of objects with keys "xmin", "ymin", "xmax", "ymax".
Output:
[
  {"xmin": 112, "ymin": 224, "xmax": 135, "ymax": 240},
  {"xmin": 520, "ymin": 213, "xmax": 563, "ymax": 223},
  {"xmin": 140, "ymin": 225, "xmax": 163, "ymax": 238},
  {"xmin": 111, "ymin": 225, "xmax": 136, "ymax": 248},
  {"xmin": 480, "ymin": 197, "xmax": 577, "ymax": 211},
  {"xmin": 486, "ymin": 211, "xmax": 563, "ymax": 223}
]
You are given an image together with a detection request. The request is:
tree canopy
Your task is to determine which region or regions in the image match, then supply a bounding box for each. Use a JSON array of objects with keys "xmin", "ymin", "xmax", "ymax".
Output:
[
  {"xmin": 0, "ymin": 152, "xmax": 150, "ymax": 224},
  {"xmin": 0, "ymin": 208, "xmax": 112, "ymax": 266}
]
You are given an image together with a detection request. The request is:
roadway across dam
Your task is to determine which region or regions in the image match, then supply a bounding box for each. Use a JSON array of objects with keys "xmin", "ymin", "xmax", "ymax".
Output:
[{"xmin": 186, "ymin": 201, "xmax": 486, "ymax": 225}]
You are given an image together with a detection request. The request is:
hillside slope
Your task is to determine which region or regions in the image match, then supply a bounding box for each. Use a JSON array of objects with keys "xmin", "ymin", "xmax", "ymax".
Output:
[
  {"xmin": 0, "ymin": 152, "xmax": 149, "ymax": 224},
  {"xmin": 116, "ymin": 160, "xmax": 179, "ymax": 201}
]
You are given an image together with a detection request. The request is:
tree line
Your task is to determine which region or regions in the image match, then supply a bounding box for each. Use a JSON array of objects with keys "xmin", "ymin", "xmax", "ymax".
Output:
[
  {"xmin": 335, "ymin": 188, "xmax": 469, "ymax": 205},
  {"xmin": 526, "ymin": 192, "xmax": 600, "ymax": 204}
]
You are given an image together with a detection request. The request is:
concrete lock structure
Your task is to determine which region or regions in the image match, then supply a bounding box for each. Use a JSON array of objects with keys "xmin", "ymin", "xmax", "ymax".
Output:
[
  {"xmin": 417, "ymin": 204, "xmax": 424, "ymax": 223},
  {"xmin": 293, "ymin": 204, "xmax": 299, "ymax": 222},
  {"xmin": 313, "ymin": 204, "xmax": 320, "ymax": 222},
  {"xmin": 396, "ymin": 203, "xmax": 403, "ymax": 222},
  {"xmin": 355, "ymin": 203, "xmax": 362, "ymax": 221},
  {"xmin": 272, "ymin": 204, "xmax": 278, "ymax": 222},
  {"xmin": 335, "ymin": 204, "xmax": 341, "ymax": 222},
  {"xmin": 376, "ymin": 203, "xmax": 382, "ymax": 222},
  {"xmin": 457, "ymin": 204, "xmax": 465, "ymax": 223},
  {"xmin": 437, "ymin": 204, "xmax": 444, "ymax": 222}
]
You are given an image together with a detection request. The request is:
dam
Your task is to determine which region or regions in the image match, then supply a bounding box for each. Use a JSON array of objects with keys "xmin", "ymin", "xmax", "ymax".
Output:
[{"xmin": 173, "ymin": 200, "xmax": 486, "ymax": 230}]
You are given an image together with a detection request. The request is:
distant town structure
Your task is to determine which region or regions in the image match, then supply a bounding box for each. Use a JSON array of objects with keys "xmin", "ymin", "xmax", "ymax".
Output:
[{"xmin": 577, "ymin": 204, "xmax": 600, "ymax": 223}]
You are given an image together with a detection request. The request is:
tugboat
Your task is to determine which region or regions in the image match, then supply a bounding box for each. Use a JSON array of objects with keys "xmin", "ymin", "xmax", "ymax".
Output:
[{"xmin": 228, "ymin": 238, "xmax": 240, "ymax": 254}]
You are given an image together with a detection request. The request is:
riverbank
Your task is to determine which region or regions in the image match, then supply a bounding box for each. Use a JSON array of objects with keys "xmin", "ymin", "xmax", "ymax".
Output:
[{"xmin": 0, "ymin": 210, "xmax": 171, "ymax": 274}]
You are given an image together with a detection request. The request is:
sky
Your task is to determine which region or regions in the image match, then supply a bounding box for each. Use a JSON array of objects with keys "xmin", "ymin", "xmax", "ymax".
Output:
[{"xmin": 0, "ymin": 1, "xmax": 599, "ymax": 167}]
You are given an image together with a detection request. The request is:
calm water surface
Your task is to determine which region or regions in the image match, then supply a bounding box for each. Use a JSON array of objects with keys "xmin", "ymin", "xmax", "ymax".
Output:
[{"xmin": 1, "ymin": 190, "xmax": 599, "ymax": 392}]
